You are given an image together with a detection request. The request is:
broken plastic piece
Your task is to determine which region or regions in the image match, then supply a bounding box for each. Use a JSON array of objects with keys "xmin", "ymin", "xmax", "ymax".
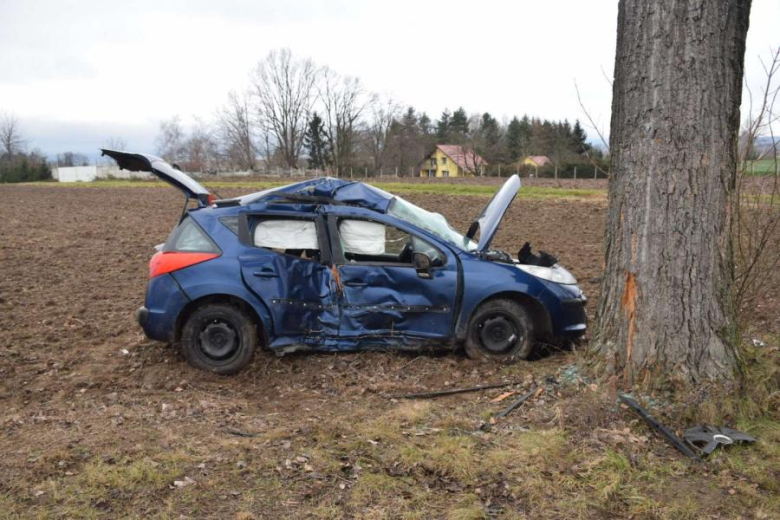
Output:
[
  {"xmin": 517, "ymin": 242, "xmax": 558, "ymax": 267},
  {"xmin": 495, "ymin": 387, "xmax": 537, "ymax": 419},
  {"xmin": 618, "ymin": 394, "xmax": 701, "ymax": 461},
  {"xmin": 394, "ymin": 381, "xmax": 520, "ymax": 399},
  {"xmin": 683, "ymin": 426, "xmax": 756, "ymax": 455}
]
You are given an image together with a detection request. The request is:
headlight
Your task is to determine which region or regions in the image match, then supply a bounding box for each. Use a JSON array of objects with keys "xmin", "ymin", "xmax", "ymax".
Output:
[{"xmin": 516, "ymin": 264, "xmax": 578, "ymax": 285}]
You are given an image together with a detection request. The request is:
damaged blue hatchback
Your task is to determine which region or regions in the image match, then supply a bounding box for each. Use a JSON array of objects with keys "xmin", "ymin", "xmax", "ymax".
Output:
[{"xmin": 104, "ymin": 150, "xmax": 587, "ymax": 375}]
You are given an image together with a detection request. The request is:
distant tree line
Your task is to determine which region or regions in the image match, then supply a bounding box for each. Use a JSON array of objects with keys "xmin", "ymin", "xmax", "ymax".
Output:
[
  {"xmin": 150, "ymin": 49, "xmax": 606, "ymax": 177},
  {"xmin": 0, "ymin": 113, "xmax": 51, "ymax": 183}
]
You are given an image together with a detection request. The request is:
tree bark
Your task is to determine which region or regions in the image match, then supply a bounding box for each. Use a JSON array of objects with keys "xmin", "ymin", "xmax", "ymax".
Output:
[{"xmin": 594, "ymin": 0, "xmax": 751, "ymax": 386}]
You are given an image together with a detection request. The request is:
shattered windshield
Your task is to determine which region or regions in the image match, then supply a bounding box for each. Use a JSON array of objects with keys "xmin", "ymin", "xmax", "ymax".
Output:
[{"xmin": 388, "ymin": 196, "xmax": 478, "ymax": 252}]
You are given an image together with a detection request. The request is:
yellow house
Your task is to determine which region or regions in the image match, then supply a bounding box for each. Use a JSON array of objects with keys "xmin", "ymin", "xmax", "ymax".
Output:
[
  {"xmin": 419, "ymin": 145, "xmax": 488, "ymax": 178},
  {"xmin": 523, "ymin": 155, "xmax": 552, "ymax": 167}
]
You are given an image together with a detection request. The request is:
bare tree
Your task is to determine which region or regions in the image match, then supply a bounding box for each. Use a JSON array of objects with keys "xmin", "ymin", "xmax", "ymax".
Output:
[
  {"xmin": 155, "ymin": 116, "xmax": 186, "ymax": 164},
  {"xmin": 216, "ymin": 91, "xmax": 256, "ymax": 171},
  {"xmin": 251, "ymin": 49, "xmax": 317, "ymax": 168},
  {"xmin": 319, "ymin": 68, "xmax": 366, "ymax": 174},
  {"xmin": 103, "ymin": 136, "xmax": 127, "ymax": 151},
  {"xmin": 183, "ymin": 118, "xmax": 220, "ymax": 173},
  {"xmin": 461, "ymin": 116, "xmax": 487, "ymax": 176},
  {"xmin": 593, "ymin": 0, "xmax": 751, "ymax": 386},
  {"xmin": 366, "ymin": 94, "xmax": 401, "ymax": 173},
  {"xmin": 56, "ymin": 152, "xmax": 90, "ymax": 167},
  {"xmin": 0, "ymin": 112, "xmax": 27, "ymax": 157},
  {"xmin": 732, "ymin": 47, "xmax": 780, "ymax": 322}
]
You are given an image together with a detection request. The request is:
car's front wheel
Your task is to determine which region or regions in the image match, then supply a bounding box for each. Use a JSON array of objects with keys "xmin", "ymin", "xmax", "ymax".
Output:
[
  {"xmin": 180, "ymin": 304, "xmax": 256, "ymax": 375},
  {"xmin": 465, "ymin": 299, "xmax": 534, "ymax": 362}
]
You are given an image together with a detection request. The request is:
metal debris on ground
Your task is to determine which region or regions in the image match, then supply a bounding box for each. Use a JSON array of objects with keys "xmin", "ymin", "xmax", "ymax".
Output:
[
  {"xmin": 618, "ymin": 394, "xmax": 701, "ymax": 461},
  {"xmin": 683, "ymin": 426, "xmax": 757, "ymax": 456},
  {"xmin": 495, "ymin": 387, "xmax": 538, "ymax": 419},
  {"xmin": 393, "ymin": 381, "xmax": 521, "ymax": 399},
  {"xmin": 225, "ymin": 428, "xmax": 259, "ymax": 438}
]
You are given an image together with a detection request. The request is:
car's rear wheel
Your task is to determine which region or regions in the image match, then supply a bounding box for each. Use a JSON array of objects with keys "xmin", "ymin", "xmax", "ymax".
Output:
[
  {"xmin": 465, "ymin": 299, "xmax": 534, "ymax": 362},
  {"xmin": 180, "ymin": 304, "xmax": 256, "ymax": 375}
]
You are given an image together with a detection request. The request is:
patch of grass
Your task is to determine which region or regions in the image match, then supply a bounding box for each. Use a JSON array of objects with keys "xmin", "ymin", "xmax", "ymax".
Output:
[
  {"xmin": 743, "ymin": 158, "xmax": 778, "ymax": 176},
  {"xmin": 19, "ymin": 453, "xmax": 188, "ymax": 519},
  {"xmin": 399, "ymin": 434, "xmax": 479, "ymax": 480},
  {"xmin": 446, "ymin": 493, "xmax": 485, "ymax": 520},
  {"xmin": 79, "ymin": 456, "xmax": 181, "ymax": 492}
]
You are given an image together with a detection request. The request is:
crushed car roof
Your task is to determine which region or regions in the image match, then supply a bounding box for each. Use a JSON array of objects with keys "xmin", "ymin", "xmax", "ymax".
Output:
[{"xmin": 231, "ymin": 177, "xmax": 395, "ymax": 213}]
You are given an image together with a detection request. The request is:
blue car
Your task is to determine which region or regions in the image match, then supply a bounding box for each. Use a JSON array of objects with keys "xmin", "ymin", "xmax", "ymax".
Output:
[{"xmin": 105, "ymin": 150, "xmax": 587, "ymax": 375}]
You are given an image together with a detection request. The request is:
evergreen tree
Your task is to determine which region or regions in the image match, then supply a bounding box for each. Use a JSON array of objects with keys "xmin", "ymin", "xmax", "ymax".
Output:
[
  {"xmin": 505, "ymin": 116, "xmax": 523, "ymax": 162},
  {"xmin": 450, "ymin": 107, "xmax": 469, "ymax": 142},
  {"xmin": 304, "ymin": 112, "xmax": 329, "ymax": 170},
  {"xmin": 572, "ymin": 120, "xmax": 590, "ymax": 153},
  {"xmin": 479, "ymin": 112, "xmax": 503, "ymax": 163},
  {"xmin": 435, "ymin": 109, "xmax": 451, "ymax": 143},
  {"xmin": 418, "ymin": 112, "xmax": 432, "ymax": 136}
]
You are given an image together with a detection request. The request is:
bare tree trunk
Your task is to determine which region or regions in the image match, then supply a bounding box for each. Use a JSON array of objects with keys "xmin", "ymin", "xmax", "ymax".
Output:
[{"xmin": 593, "ymin": 0, "xmax": 751, "ymax": 386}]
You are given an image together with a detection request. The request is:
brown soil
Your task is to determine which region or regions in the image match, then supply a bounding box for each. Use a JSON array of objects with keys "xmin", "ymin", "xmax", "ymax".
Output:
[{"xmin": 0, "ymin": 185, "xmax": 776, "ymax": 518}]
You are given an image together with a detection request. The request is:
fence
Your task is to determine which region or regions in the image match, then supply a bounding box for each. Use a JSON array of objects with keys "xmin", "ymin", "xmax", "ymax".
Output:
[{"xmin": 54, "ymin": 162, "xmax": 609, "ymax": 182}]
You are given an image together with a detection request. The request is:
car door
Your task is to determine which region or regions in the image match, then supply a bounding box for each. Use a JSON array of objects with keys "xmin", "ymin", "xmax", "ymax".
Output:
[
  {"xmin": 237, "ymin": 212, "xmax": 339, "ymax": 346},
  {"xmin": 329, "ymin": 214, "xmax": 459, "ymax": 342}
]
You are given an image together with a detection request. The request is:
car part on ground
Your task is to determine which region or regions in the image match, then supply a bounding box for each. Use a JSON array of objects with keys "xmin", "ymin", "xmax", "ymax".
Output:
[
  {"xmin": 619, "ymin": 394, "xmax": 702, "ymax": 461},
  {"xmin": 393, "ymin": 381, "xmax": 522, "ymax": 399},
  {"xmin": 683, "ymin": 425, "xmax": 757, "ymax": 455},
  {"xmin": 495, "ymin": 386, "xmax": 538, "ymax": 419}
]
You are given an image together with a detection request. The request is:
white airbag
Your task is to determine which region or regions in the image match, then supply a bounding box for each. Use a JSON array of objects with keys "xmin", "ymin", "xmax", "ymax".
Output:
[
  {"xmin": 254, "ymin": 219, "xmax": 318, "ymax": 249},
  {"xmin": 340, "ymin": 220, "xmax": 385, "ymax": 255}
]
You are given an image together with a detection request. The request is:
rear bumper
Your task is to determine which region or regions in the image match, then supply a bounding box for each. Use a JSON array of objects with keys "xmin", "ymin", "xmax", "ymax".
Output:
[
  {"xmin": 136, "ymin": 306, "xmax": 149, "ymax": 326},
  {"xmin": 137, "ymin": 274, "xmax": 190, "ymax": 342}
]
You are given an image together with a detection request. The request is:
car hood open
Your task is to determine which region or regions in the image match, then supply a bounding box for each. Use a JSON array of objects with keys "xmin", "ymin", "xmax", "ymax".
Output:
[
  {"xmin": 466, "ymin": 174, "xmax": 521, "ymax": 252},
  {"xmin": 101, "ymin": 149, "xmax": 213, "ymax": 206}
]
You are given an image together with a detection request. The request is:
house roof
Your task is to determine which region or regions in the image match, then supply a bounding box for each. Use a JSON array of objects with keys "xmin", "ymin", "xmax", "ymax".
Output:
[
  {"xmin": 526, "ymin": 155, "xmax": 551, "ymax": 166},
  {"xmin": 434, "ymin": 145, "xmax": 488, "ymax": 172}
]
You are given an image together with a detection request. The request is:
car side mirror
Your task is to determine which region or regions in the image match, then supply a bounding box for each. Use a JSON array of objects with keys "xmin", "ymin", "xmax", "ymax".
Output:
[{"xmin": 413, "ymin": 252, "xmax": 432, "ymax": 279}]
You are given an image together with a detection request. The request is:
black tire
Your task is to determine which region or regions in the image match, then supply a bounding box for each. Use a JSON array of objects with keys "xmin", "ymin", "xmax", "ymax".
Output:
[
  {"xmin": 180, "ymin": 304, "xmax": 257, "ymax": 375},
  {"xmin": 465, "ymin": 299, "xmax": 534, "ymax": 362}
]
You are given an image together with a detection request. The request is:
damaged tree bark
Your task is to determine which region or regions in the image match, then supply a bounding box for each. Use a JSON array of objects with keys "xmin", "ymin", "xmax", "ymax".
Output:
[{"xmin": 594, "ymin": 0, "xmax": 751, "ymax": 386}]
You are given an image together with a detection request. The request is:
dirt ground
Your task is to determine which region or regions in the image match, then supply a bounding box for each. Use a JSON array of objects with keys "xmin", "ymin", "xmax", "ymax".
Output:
[{"xmin": 0, "ymin": 184, "xmax": 778, "ymax": 519}]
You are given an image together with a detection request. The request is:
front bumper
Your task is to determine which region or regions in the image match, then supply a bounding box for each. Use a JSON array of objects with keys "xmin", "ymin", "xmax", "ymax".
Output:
[{"xmin": 539, "ymin": 282, "xmax": 588, "ymax": 339}]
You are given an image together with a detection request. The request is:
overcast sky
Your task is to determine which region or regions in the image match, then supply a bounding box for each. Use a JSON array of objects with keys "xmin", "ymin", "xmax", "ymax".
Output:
[{"xmin": 1, "ymin": 0, "xmax": 778, "ymax": 159}]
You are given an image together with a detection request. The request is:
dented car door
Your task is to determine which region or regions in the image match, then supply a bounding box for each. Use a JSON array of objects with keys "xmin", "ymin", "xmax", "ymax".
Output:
[
  {"xmin": 328, "ymin": 214, "xmax": 459, "ymax": 344},
  {"xmin": 238, "ymin": 212, "xmax": 339, "ymax": 346}
]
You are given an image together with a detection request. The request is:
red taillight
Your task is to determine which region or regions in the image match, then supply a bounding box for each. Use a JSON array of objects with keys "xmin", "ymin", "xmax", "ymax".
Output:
[
  {"xmin": 207, "ymin": 193, "xmax": 217, "ymax": 205},
  {"xmin": 149, "ymin": 251, "xmax": 220, "ymax": 278}
]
